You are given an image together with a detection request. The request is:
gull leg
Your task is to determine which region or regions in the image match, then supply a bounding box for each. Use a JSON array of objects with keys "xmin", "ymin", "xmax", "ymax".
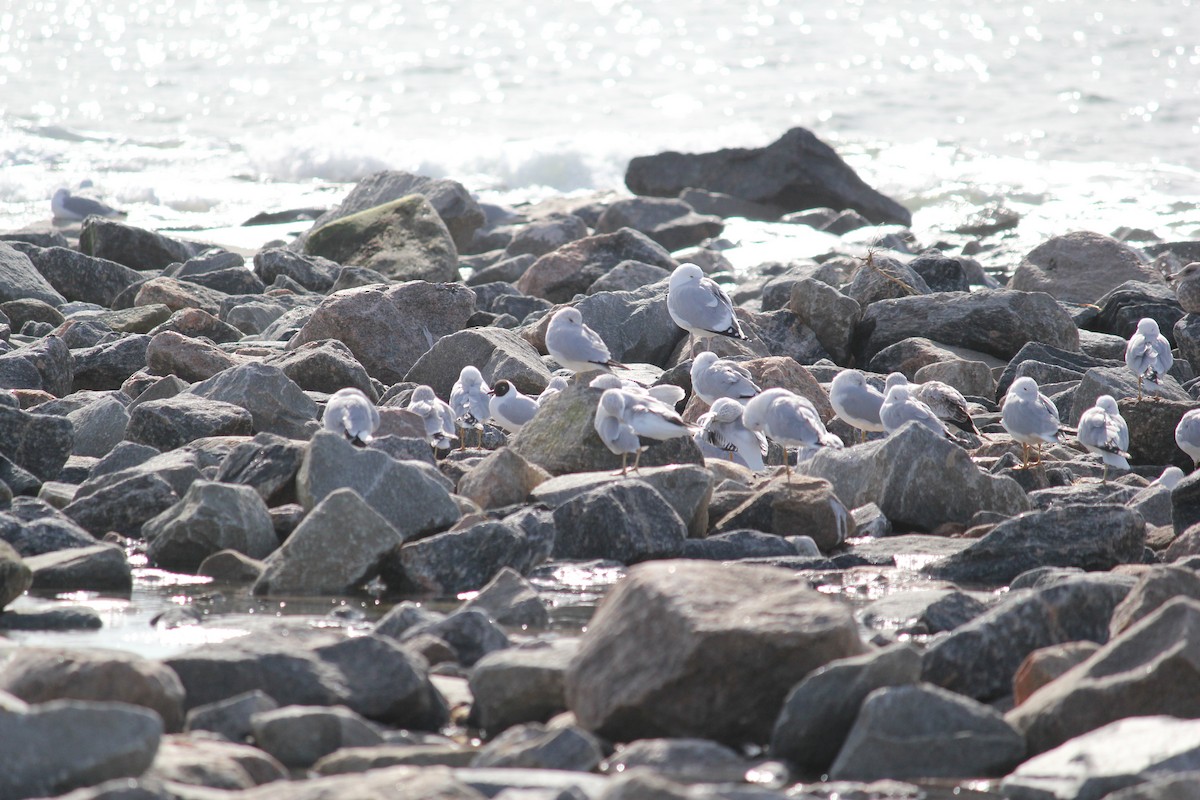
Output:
[
  {"xmin": 457, "ymin": 427, "xmax": 465, "ymax": 451},
  {"xmin": 1137, "ymin": 375, "xmax": 1144, "ymax": 401},
  {"xmin": 1020, "ymin": 443, "xmax": 1029, "ymax": 469},
  {"xmin": 631, "ymin": 447, "xmax": 645, "ymax": 474}
]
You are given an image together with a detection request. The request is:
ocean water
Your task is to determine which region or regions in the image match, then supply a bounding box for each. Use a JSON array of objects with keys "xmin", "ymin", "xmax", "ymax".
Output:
[{"xmin": 2, "ymin": 0, "xmax": 1199, "ymax": 262}]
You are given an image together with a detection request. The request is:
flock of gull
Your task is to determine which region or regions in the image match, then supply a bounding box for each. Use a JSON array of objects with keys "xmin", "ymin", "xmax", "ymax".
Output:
[{"xmin": 317, "ymin": 261, "xmax": 1200, "ymax": 487}]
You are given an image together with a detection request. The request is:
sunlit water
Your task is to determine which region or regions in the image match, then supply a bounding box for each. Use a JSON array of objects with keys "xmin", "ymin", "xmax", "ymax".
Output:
[{"xmin": 2, "ymin": 0, "xmax": 1198, "ymax": 264}]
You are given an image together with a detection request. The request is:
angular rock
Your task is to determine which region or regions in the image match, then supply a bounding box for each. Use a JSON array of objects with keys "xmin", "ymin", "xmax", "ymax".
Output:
[
  {"xmin": 145, "ymin": 330, "xmax": 244, "ymax": 382},
  {"xmin": 143, "ymin": 733, "xmax": 287, "ymax": 790},
  {"xmin": 711, "ymin": 475, "xmax": 854, "ymax": 552},
  {"xmin": 142, "ymin": 480, "xmax": 276, "ymax": 572},
  {"xmin": 0, "ymin": 539, "xmax": 31, "ymax": 609},
  {"xmin": 225, "ymin": 299, "xmax": 288, "ymax": 336},
  {"xmin": 1110, "ymin": 565, "xmax": 1200, "ymax": 637},
  {"xmin": 914, "ymin": 357, "xmax": 997, "ymax": 399},
  {"xmin": 459, "ymin": 567, "xmax": 550, "ymax": 629},
  {"xmin": 1070, "ymin": 367, "xmax": 1190, "ymax": 425},
  {"xmin": 0, "ymin": 498, "xmax": 97, "ymax": 557},
  {"xmin": 860, "ymin": 589, "xmax": 988, "ymax": 636},
  {"xmin": 266, "ymin": 339, "xmax": 375, "ymax": 399},
  {"xmin": 185, "ymin": 689, "xmax": 279, "ymax": 742},
  {"xmin": 1013, "ymin": 641, "xmax": 1101, "ymax": 705},
  {"xmin": 0, "ymin": 405, "xmax": 74, "ymax": 481},
  {"xmin": 516, "ymin": 228, "xmax": 675, "ymax": 303},
  {"xmin": 802, "ymin": 422, "xmax": 1029, "ymax": 532},
  {"xmin": 150, "ymin": 307, "xmax": 243, "ymax": 344},
  {"xmin": 66, "ymin": 395, "xmax": 129, "ymax": 458},
  {"xmin": 828, "ymin": 683, "xmax": 1025, "ymax": 781},
  {"xmin": 1093, "ymin": 280, "xmax": 1185, "ymax": 347},
  {"xmin": 924, "ymin": 505, "xmax": 1147, "ymax": 585},
  {"xmin": 471, "ymin": 723, "xmax": 602, "ymax": 772},
  {"xmin": 1011, "ymin": 231, "xmax": 1162, "ymax": 305},
  {"xmin": 595, "ymin": 197, "xmax": 723, "ymax": 251},
  {"xmin": 187, "ymin": 362, "xmax": 318, "ymax": 439},
  {"xmin": 25, "ymin": 543, "xmax": 131, "ymax": 593},
  {"xmin": 551, "ymin": 480, "xmax": 686, "ymax": 563},
  {"xmin": 680, "ymin": 530, "xmax": 802, "ymax": 560},
  {"xmin": 23, "ymin": 246, "xmax": 143, "ymax": 307},
  {"xmin": 565, "ymin": 560, "xmax": 867, "ymax": 744},
  {"xmin": 213, "ymin": 432, "xmax": 303, "ymax": 505},
  {"xmin": 457, "ymin": 448, "xmax": 551, "ymax": 510},
  {"xmin": 126, "ymin": 394, "xmax": 253, "ymax": 451},
  {"xmin": 133, "ymin": 276, "xmax": 227, "ymax": 315},
  {"xmin": 8, "ymin": 335, "xmax": 72, "ymax": 396},
  {"xmin": 388, "ymin": 519, "xmax": 550, "ymax": 596},
  {"xmin": 251, "ymin": 704, "xmax": 383, "ymax": 768},
  {"xmin": 252, "ymin": 247, "xmax": 338, "ymax": 292},
  {"xmin": 586, "ymin": 260, "xmax": 672, "ymax": 294},
  {"xmin": 789, "ymin": 278, "xmax": 861, "ymax": 365},
  {"xmin": 624, "ymin": 127, "xmax": 911, "ymax": 225},
  {"xmin": 505, "ymin": 213, "xmax": 589, "ymax": 259},
  {"xmin": 843, "ymin": 254, "xmax": 931, "ymax": 307},
  {"xmin": 80, "ymin": 217, "xmax": 197, "ymax": 270},
  {"xmin": 405, "ymin": 326, "xmax": 552, "ymax": 399},
  {"xmin": 0, "ymin": 241, "xmax": 67, "ymax": 306},
  {"xmin": 71, "ymin": 334, "xmax": 152, "ymax": 391},
  {"xmin": 288, "ymin": 281, "xmax": 476, "ymax": 384}
]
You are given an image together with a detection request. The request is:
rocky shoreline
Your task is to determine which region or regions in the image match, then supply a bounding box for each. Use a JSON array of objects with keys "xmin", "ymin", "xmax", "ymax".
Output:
[{"xmin": 2, "ymin": 128, "xmax": 1200, "ymax": 799}]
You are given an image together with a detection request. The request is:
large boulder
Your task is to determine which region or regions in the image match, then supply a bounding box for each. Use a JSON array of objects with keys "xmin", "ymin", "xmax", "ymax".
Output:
[
  {"xmin": 594, "ymin": 197, "xmax": 723, "ymax": 251},
  {"xmin": 187, "ymin": 362, "xmax": 319, "ymax": 440},
  {"xmin": 0, "ymin": 241, "xmax": 67, "ymax": 306},
  {"xmin": 624, "ymin": 127, "xmax": 911, "ymax": 225},
  {"xmin": 265, "ymin": 339, "xmax": 376, "ymax": 399},
  {"xmin": 1010, "ymin": 231, "xmax": 1163, "ymax": 305},
  {"xmin": 0, "ymin": 405, "xmax": 74, "ymax": 482},
  {"xmin": 287, "ymin": 282, "xmax": 476, "ymax": 384},
  {"xmin": 388, "ymin": 518, "xmax": 551, "ymax": 596},
  {"xmin": 551, "ymin": 479, "xmax": 687, "ymax": 562},
  {"xmin": 304, "ymin": 195, "xmax": 459, "ymax": 283},
  {"xmin": 404, "ymin": 326, "xmax": 552, "ymax": 399},
  {"xmin": 711, "ymin": 475, "xmax": 853, "ymax": 552},
  {"xmin": 79, "ymin": 217, "xmax": 197, "ymax": 270},
  {"xmin": 564, "ymin": 560, "xmax": 867, "ymax": 745},
  {"xmin": 789, "ymin": 278, "xmax": 861, "ymax": 365},
  {"xmin": 126, "ymin": 394, "xmax": 254, "ymax": 451},
  {"xmin": 22, "ymin": 246, "xmax": 143, "ymax": 307},
  {"xmin": 516, "ymin": 228, "xmax": 675, "ymax": 303},
  {"xmin": 142, "ymin": 480, "xmax": 277, "ymax": 573},
  {"xmin": 801, "ymin": 422, "xmax": 1030, "ymax": 532}
]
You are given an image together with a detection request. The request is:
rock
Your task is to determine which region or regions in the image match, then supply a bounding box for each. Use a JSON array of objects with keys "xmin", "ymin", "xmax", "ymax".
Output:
[
  {"xmin": 254, "ymin": 488, "xmax": 403, "ymax": 596},
  {"xmin": 251, "ymin": 704, "xmax": 383, "ymax": 768},
  {"xmin": 71, "ymin": 334, "xmax": 152, "ymax": 391},
  {"xmin": 516, "ymin": 228, "xmax": 675, "ymax": 303},
  {"xmin": 551, "ymin": 480, "xmax": 686, "ymax": 563},
  {"xmin": 854, "ymin": 289, "xmax": 1079, "ymax": 364},
  {"xmin": 1092, "ymin": 280, "xmax": 1185, "ymax": 346},
  {"xmin": 298, "ymin": 170, "xmax": 484, "ymax": 252},
  {"xmin": 213, "ymin": 432, "xmax": 303, "ymax": 505},
  {"xmin": 601, "ymin": 737, "xmax": 753, "ymax": 784},
  {"xmin": 9, "ymin": 335, "xmax": 72, "ymax": 396},
  {"xmin": 0, "ymin": 498, "xmax": 96, "ymax": 556},
  {"xmin": 595, "ymin": 197, "xmax": 723, "ymax": 251},
  {"xmin": 471, "ymin": 723, "xmax": 603, "ymax": 772},
  {"xmin": 143, "ymin": 733, "xmax": 287, "ymax": 790},
  {"xmin": 0, "ymin": 241, "xmax": 68, "ymax": 306},
  {"xmin": 297, "ymin": 430, "xmax": 460, "ymax": 539},
  {"xmin": 1127, "ymin": 483, "xmax": 1175, "ymax": 529},
  {"xmin": 1013, "ymin": 642, "xmax": 1101, "ymax": 706},
  {"xmin": 166, "ymin": 632, "xmax": 447, "ymax": 729},
  {"xmin": 467, "ymin": 254, "xmax": 535, "ymax": 286},
  {"xmin": 908, "ymin": 252, "xmax": 971, "ymax": 293},
  {"xmin": 587, "ymin": 260, "xmax": 672, "ymax": 294},
  {"xmin": 198, "ymin": 549, "xmax": 265, "ymax": 583},
  {"xmin": 126, "ymin": 395, "xmax": 253, "ymax": 451},
  {"xmin": 624, "ymin": 127, "xmax": 912, "ymax": 225},
  {"xmin": 843, "ymin": 254, "xmax": 931, "ymax": 307},
  {"xmin": 460, "ymin": 567, "xmax": 550, "ymax": 629},
  {"xmin": 1122, "ymin": 397, "xmax": 1198, "ymax": 471},
  {"xmin": 0, "ymin": 540, "xmax": 31, "ymax": 609},
  {"xmin": 0, "ymin": 607, "xmax": 101, "ymax": 632},
  {"xmin": 0, "ymin": 700, "xmax": 162, "ymax": 800},
  {"xmin": 133, "ymin": 276, "xmax": 227, "ymax": 315},
  {"xmin": 185, "ymin": 689, "xmax": 279, "ymax": 742},
  {"xmin": 180, "ymin": 266, "xmax": 265, "ymax": 296},
  {"xmin": 25, "ymin": 543, "xmax": 131, "ymax": 592},
  {"xmin": 788, "ymin": 278, "xmax": 861, "ymax": 364},
  {"xmin": 914, "ymin": 358, "xmax": 996, "ymax": 399},
  {"xmin": 145, "ymin": 330, "xmax": 244, "ymax": 382},
  {"xmin": 142, "ymin": 480, "xmax": 276, "ymax": 572},
  {"xmin": 149, "ymin": 307, "xmax": 243, "ymax": 344},
  {"xmin": 404, "ymin": 326, "xmax": 552, "ymax": 399},
  {"xmin": 711, "ymin": 475, "xmax": 853, "ymax": 552},
  {"xmin": 1010, "ymin": 231, "xmax": 1162, "ymax": 305},
  {"xmin": 0, "ymin": 646, "xmax": 185, "ymax": 731},
  {"xmin": 266, "ymin": 339, "xmax": 375, "ymax": 399},
  {"xmin": 66, "ymin": 396, "xmax": 129, "ymax": 458},
  {"xmin": 22, "ymin": 246, "xmax": 143, "ymax": 307},
  {"xmin": 288, "ymin": 281, "xmax": 476, "ymax": 384},
  {"xmin": 187, "ymin": 362, "xmax": 318, "ymax": 440},
  {"xmin": 225, "ymin": 299, "xmax": 288, "ymax": 336},
  {"xmin": 0, "ymin": 405, "xmax": 74, "ymax": 481},
  {"xmin": 80, "ymin": 217, "xmax": 197, "ymax": 270},
  {"xmin": 921, "ymin": 575, "xmax": 1133, "ymax": 701},
  {"xmin": 828, "ymin": 683, "xmax": 1025, "ymax": 781},
  {"xmin": 770, "ymin": 643, "xmax": 923, "ymax": 773},
  {"xmin": 680, "ymin": 530, "xmax": 801, "ymax": 560},
  {"xmin": 457, "ymin": 448, "xmax": 551, "ymax": 510},
  {"xmin": 1002, "ymin": 716, "xmax": 1200, "ymax": 800},
  {"xmin": 1070, "ymin": 367, "xmax": 1190, "ymax": 425},
  {"xmin": 860, "ymin": 589, "xmax": 988, "ymax": 636},
  {"xmin": 801, "ymin": 423, "xmax": 1029, "ymax": 532},
  {"xmin": 94, "ymin": 304, "xmax": 173, "ymax": 334},
  {"xmin": 2, "ymin": 298, "xmax": 63, "ymax": 330},
  {"xmin": 398, "ymin": 608, "xmax": 510, "ymax": 667},
  {"xmin": 565, "ymin": 560, "xmax": 867, "ymax": 744},
  {"xmin": 388, "ymin": 519, "xmax": 550, "ymax": 596},
  {"xmin": 253, "ymin": 247, "xmax": 339, "ymax": 292},
  {"xmin": 1110, "ymin": 565, "xmax": 1200, "ymax": 637},
  {"xmin": 511, "ymin": 384, "xmax": 703, "ymax": 476},
  {"xmin": 925, "ymin": 505, "xmax": 1147, "ymax": 585},
  {"xmin": 505, "ymin": 213, "xmax": 589, "ymax": 258},
  {"xmin": 304, "ymin": 195, "xmax": 459, "ymax": 283}
]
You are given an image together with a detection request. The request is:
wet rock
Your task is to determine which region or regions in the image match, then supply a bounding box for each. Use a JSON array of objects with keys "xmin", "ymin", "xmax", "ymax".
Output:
[
  {"xmin": 0, "ymin": 540, "xmax": 31, "ymax": 609},
  {"xmin": 770, "ymin": 643, "xmax": 922, "ymax": 773},
  {"xmin": 853, "ymin": 289, "xmax": 1079, "ymax": 364},
  {"xmin": 0, "ymin": 241, "xmax": 68, "ymax": 306},
  {"xmin": 587, "ymin": 260, "xmax": 672, "ymax": 294},
  {"xmin": 143, "ymin": 733, "xmax": 286, "ymax": 790},
  {"xmin": 143, "ymin": 480, "xmax": 276, "ymax": 572},
  {"xmin": 185, "ymin": 689, "xmax": 279, "ymax": 742},
  {"xmin": 921, "ymin": 574, "xmax": 1133, "ymax": 701},
  {"xmin": 387, "ymin": 519, "xmax": 550, "ymax": 596},
  {"xmin": 80, "ymin": 216, "xmax": 198, "ymax": 270},
  {"xmin": 457, "ymin": 448, "xmax": 551, "ymax": 510},
  {"xmin": 624, "ymin": 127, "xmax": 912, "ymax": 225},
  {"xmin": 1002, "ymin": 716, "xmax": 1200, "ymax": 800},
  {"xmin": 0, "ymin": 699, "xmax": 163, "ymax": 800},
  {"xmin": 254, "ymin": 488, "xmax": 403, "ymax": 596},
  {"xmin": 923, "ymin": 505, "xmax": 1147, "ymax": 585},
  {"xmin": 25, "ymin": 543, "xmax": 131, "ymax": 592},
  {"xmin": 516, "ymin": 228, "xmax": 675, "ymax": 303},
  {"xmin": 71, "ymin": 334, "xmax": 152, "ymax": 391},
  {"xmin": 0, "ymin": 405, "xmax": 74, "ymax": 481},
  {"xmin": 788, "ymin": 278, "xmax": 861, "ymax": 364},
  {"xmin": 187, "ymin": 362, "xmax": 318, "ymax": 440},
  {"xmin": 251, "ymin": 704, "xmax": 384, "ymax": 768},
  {"xmin": 460, "ymin": 567, "xmax": 550, "ymax": 629},
  {"xmin": 1013, "ymin": 641, "xmax": 1101, "ymax": 705},
  {"xmin": 399, "ymin": 609, "xmax": 510, "ymax": 667},
  {"xmin": 198, "ymin": 549, "xmax": 265, "ymax": 583},
  {"xmin": 288, "ymin": 281, "xmax": 477, "ymax": 384},
  {"xmin": 828, "ymin": 683, "xmax": 1025, "ymax": 781},
  {"xmin": 595, "ymin": 197, "xmax": 723, "ymax": 251},
  {"xmin": 0, "ymin": 607, "xmax": 101, "ymax": 632},
  {"xmin": 23, "ymin": 246, "xmax": 143, "ymax": 307},
  {"xmin": 711, "ymin": 475, "xmax": 853, "ymax": 552},
  {"xmin": 600, "ymin": 737, "xmax": 753, "ymax": 785},
  {"xmin": 551, "ymin": 480, "xmax": 686, "ymax": 563},
  {"xmin": 405, "ymin": 326, "xmax": 552, "ymax": 399},
  {"xmin": 126, "ymin": 394, "xmax": 253, "ymax": 450},
  {"xmin": 66, "ymin": 395, "xmax": 129, "ymax": 458},
  {"xmin": 860, "ymin": 589, "xmax": 988, "ymax": 637},
  {"xmin": 1010, "ymin": 230, "xmax": 1162, "ymax": 305},
  {"xmin": 472, "ymin": 723, "xmax": 603, "ymax": 772},
  {"xmin": 145, "ymin": 330, "xmax": 243, "ymax": 382},
  {"xmin": 802, "ymin": 423, "xmax": 1029, "ymax": 532},
  {"xmin": 565, "ymin": 560, "xmax": 867, "ymax": 744},
  {"xmin": 305, "ymin": 194, "xmax": 459, "ymax": 283}
]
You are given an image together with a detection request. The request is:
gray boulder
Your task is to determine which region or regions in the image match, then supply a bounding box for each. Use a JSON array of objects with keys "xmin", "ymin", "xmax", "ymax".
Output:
[
  {"xmin": 126, "ymin": 394, "xmax": 253, "ymax": 451},
  {"xmin": 405, "ymin": 326, "xmax": 552, "ymax": 399},
  {"xmin": 251, "ymin": 705, "xmax": 383, "ymax": 769},
  {"xmin": 6, "ymin": 335, "xmax": 72, "ymax": 396},
  {"xmin": 587, "ymin": 260, "xmax": 672, "ymax": 294},
  {"xmin": 789, "ymin": 278, "xmax": 861, "ymax": 364},
  {"xmin": 66, "ymin": 396, "xmax": 129, "ymax": 458},
  {"xmin": 595, "ymin": 197, "xmax": 723, "ymax": 251},
  {"xmin": 0, "ymin": 241, "xmax": 67, "ymax": 306},
  {"xmin": 459, "ymin": 567, "xmax": 550, "ymax": 629},
  {"xmin": 253, "ymin": 247, "xmax": 339, "ymax": 292},
  {"xmin": 144, "ymin": 330, "xmax": 245, "ymax": 382},
  {"xmin": 843, "ymin": 254, "xmax": 931, "ymax": 307},
  {"xmin": 1010, "ymin": 230, "xmax": 1162, "ymax": 305},
  {"xmin": 142, "ymin": 733, "xmax": 286, "ymax": 790},
  {"xmin": 0, "ymin": 499, "xmax": 96, "ymax": 556},
  {"xmin": 71, "ymin": 334, "xmax": 152, "ymax": 391},
  {"xmin": 711, "ymin": 475, "xmax": 853, "ymax": 552},
  {"xmin": 388, "ymin": 519, "xmax": 551, "ymax": 596},
  {"xmin": 188, "ymin": 362, "xmax": 319, "ymax": 440},
  {"xmin": 505, "ymin": 213, "xmax": 589, "ymax": 258},
  {"xmin": 468, "ymin": 640, "xmax": 576, "ymax": 734},
  {"xmin": 185, "ymin": 689, "xmax": 279, "ymax": 742},
  {"xmin": 551, "ymin": 480, "xmax": 686, "ymax": 563},
  {"xmin": 214, "ymin": 432, "xmax": 304, "ymax": 505},
  {"xmin": 23, "ymin": 246, "xmax": 143, "ymax": 307},
  {"xmin": 471, "ymin": 723, "xmax": 603, "ymax": 772},
  {"xmin": 79, "ymin": 217, "xmax": 197, "ymax": 270},
  {"xmin": 266, "ymin": 339, "xmax": 375, "ymax": 399},
  {"xmin": 142, "ymin": 480, "xmax": 277, "ymax": 572},
  {"xmin": 1070, "ymin": 366, "xmax": 1189, "ymax": 425},
  {"xmin": 0, "ymin": 405, "xmax": 74, "ymax": 481},
  {"xmin": 25, "ymin": 544, "xmax": 131, "ymax": 593}
]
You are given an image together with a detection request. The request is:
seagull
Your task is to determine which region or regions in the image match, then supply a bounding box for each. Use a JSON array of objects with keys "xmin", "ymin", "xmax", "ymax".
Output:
[
  {"xmin": 1077, "ymin": 395, "xmax": 1130, "ymax": 482},
  {"xmin": 690, "ymin": 351, "xmax": 760, "ymax": 406},
  {"xmin": 1125, "ymin": 317, "xmax": 1173, "ymax": 400},
  {"xmin": 488, "ymin": 379, "xmax": 539, "ymax": 434},
  {"xmin": 587, "ymin": 373, "xmax": 685, "ymax": 407},
  {"xmin": 322, "ymin": 388, "xmax": 380, "ymax": 445},
  {"xmin": 51, "ymin": 187, "xmax": 126, "ymax": 221},
  {"xmin": 449, "ymin": 365, "xmax": 491, "ymax": 449},
  {"xmin": 694, "ymin": 397, "xmax": 767, "ymax": 472},
  {"xmin": 829, "ymin": 370, "xmax": 885, "ymax": 443},
  {"xmin": 1094, "ymin": 394, "xmax": 1130, "ymax": 452},
  {"xmin": 1175, "ymin": 408, "xmax": 1200, "ymax": 469},
  {"xmin": 545, "ymin": 307, "xmax": 626, "ymax": 374},
  {"xmin": 1001, "ymin": 376, "xmax": 1066, "ymax": 468},
  {"xmin": 885, "ymin": 373, "xmax": 983, "ymax": 438},
  {"xmin": 536, "ymin": 375, "xmax": 569, "ymax": 405},
  {"xmin": 667, "ymin": 263, "xmax": 748, "ymax": 353},
  {"xmin": 1168, "ymin": 262, "xmax": 1200, "ymax": 315},
  {"xmin": 594, "ymin": 389, "xmax": 644, "ymax": 476},
  {"xmin": 742, "ymin": 388, "xmax": 843, "ymax": 481},
  {"xmin": 879, "ymin": 384, "xmax": 951, "ymax": 438},
  {"xmin": 1152, "ymin": 466, "xmax": 1185, "ymax": 490},
  {"xmin": 407, "ymin": 385, "xmax": 459, "ymax": 451}
]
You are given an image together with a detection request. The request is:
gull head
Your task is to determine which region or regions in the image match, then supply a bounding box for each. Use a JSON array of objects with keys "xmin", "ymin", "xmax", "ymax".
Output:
[
  {"xmin": 1096, "ymin": 394, "xmax": 1120, "ymax": 415},
  {"xmin": 1135, "ymin": 317, "xmax": 1161, "ymax": 337},
  {"xmin": 709, "ymin": 397, "xmax": 744, "ymax": 423},
  {"xmin": 553, "ymin": 307, "xmax": 584, "ymax": 327},
  {"xmin": 692, "ymin": 351, "xmax": 718, "ymax": 371},
  {"xmin": 458, "ymin": 365, "xmax": 484, "ymax": 387},
  {"xmin": 411, "ymin": 385, "xmax": 437, "ymax": 403},
  {"xmin": 884, "ymin": 372, "xmax": 908, "ymax": 391},
  {"xmin": 669, "ymin": 263, "xmax": 704, "ymax": 289},
  {"xmin": 598, "ymin": 388, "xmax": 626, "ymax": 416},
  {"xmin": 1010, "ymin": 376, "xmax": 1040, "ymax": 400},
  {"xmin": 832, "ymin": 369, "xmax": 866, "ymax": 389},
  {"xmin": 491, "ymin": 379, "xmax": 514, "ymax": 397},
  {"xmin": 1169, "ymin": 262, "xmax": 1200, "ymax": 284},
  {"xmin": 884, "ymin": 384, "xmax": 911, "ymax": 403}
]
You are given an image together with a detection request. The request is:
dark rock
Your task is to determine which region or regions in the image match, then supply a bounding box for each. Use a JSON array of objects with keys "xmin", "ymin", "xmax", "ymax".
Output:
[
  {"xmin": 187, "ymin": 362, "xmax": 318, "ymax": 440},
  {"xmin": 996, "ymin": 341, "xmax": 1120, "ymax": 399},
  {"xmin": 79, "ymin": 217, "xmax": 198, "ymax": 270},
  {"xmin": 71, "ymin": 334, "xmax": 152, "ymax": 391},
  {"xmin": 551, "ymin": 480, "xmax": 686, "ymax": 563},
  {"xmin": 0, "ymin": 498, "xmax": 97, "ymax": 556},
  {"xmin": 185, "ymin": 689, "xmax": 279, "ymax": 742},
  {"xmin": 516, "ymin": 228, "xmax": 675, "ymax": 303},
  {"xmin": 149, "ymin": 308, "xmax": 242, "ymax": 344},
  {"xmin": 0, "ymin": 241, "xmax": 68, "ymax": 306},
  {"xmin": 0, "ymin": 606, "xmax": 102, "ymax": 632},
  {"xmin": 197, "ymin": 549, "xmax": 265, "ymax": 583},
  {"xmin": 405, "ymin": 326, "xmax": 551, "ymax": 399},
  {"xmin": 253, "ymin": 247, "xmax": 339, "ymax": 292},
  {"xmin": 908, "ymin": 252, "xmax": 971, "ymax": 293},
  {"xmin": 0, "ymin": 405, "xmax": 74, "ymax": 481},
  {"xmin": 213, "ymin": 432, "xmax": 303, "ymax": 505},
  {"xmin": 681, "ymin": 530, "xmax": 802, "ymax": 560},
  {"xmin": 711, "ymin": 476, "xmax": 853, "ymax": 552},
  {"xmin": 679, "ymin": 187, "xmax": 783, "ymax": 221},
  {"xmin": 860, "ymin": 589, "xmax": 988, "ymax": 637},
  {"xmin": 1, "ymin": 298, "xmax": 63, "ymax": 330},
  {"xmin": 266, "ymin": 339, "xmax": 375, "ymax": 399},
  {"xmin": 66, "ymin": 396, "xmax": 129, "ymax": 457},
  {"xmin": 399, "ymin": 608, "xmax": 509, "ymax": 667},
  {"xmin": 8, "ymin": 335, "xmax": 73, "ymax": 396},
  {"xmin": 0, "ymin": 539, "xmax": 31, "ymax": 609},
  {"xmin": 25, "ymin": 543, "xmax": 131, "ymax": 592},
  {"xmin": 126, "ymin": 394, "xmax": 254, "ymax": 450},
  {"xmin": 789, "ymin": 278, "xmax": 861, "ymax": 364},
  {"xmin": 143, "ymin": 480, "xmax": 276, "ymax": 572},
  {"xmin": 843, "ymin": 254, "xmax": 930, "ymax": 307},
  {"xmin": 505, "ymin": 213, "xmax": 589, "ymax": 258},
  {"xmin": 459, "ymin": 566, "xmax": 550, "ymax": 629},
  {"xmin": 1092, "ymin": 280, "xmax": 1184, "ymax": 346},
  {"xmin": 595, "ymin": 197, "xmax": 723, "ymax": 251},
  {"xmin": 387, "ymin": 519, "xmax": 550, "ymax": 596},
  {"xmin": 63, "ymin": 472, "xmax": 180, "ymax": 536},
  {"xmin": 471, "ymin": 723, "xmax": 602, "ymax": 772},
  {"xmin": 250, "ymin": 705, "xmax": 383, "ymax": 768}
]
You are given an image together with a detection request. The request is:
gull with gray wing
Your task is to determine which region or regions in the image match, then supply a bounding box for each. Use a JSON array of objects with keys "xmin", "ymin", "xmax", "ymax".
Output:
[
  {"xmin": 407, "ymin": 385, "xmax": 458, "ymax": 451},
  {"xmin": 690, "ymin": 351, "xmax": 760, "ymax": 406},
  {"xmin": 1001, "ymin": 376, "xmax": 1066, "ymax": 468},
  {"xmin": 450, "ymin": 365, "xmax": 491, "ymax": 448},
  {"xmin": 829, "ymin": 369, "xmax": 885, "ymax": 442},
  {"xmin": 322, "ymin": 388, "xmax": 380, "ymax": 445},
  {"xmin": 1125, "ymin": 317, "xmax": 1173, "ymax": 400},
  {"xmin": 545, "ymin": 307, "xmax": 625, "ymax": 374},
  {"xmin": 742, "ymin": 388, "xmax": 843, "ymax": 481},
  {"xmin": 667, "ymin": 263, "xmax": 747, "ymax": 352}
]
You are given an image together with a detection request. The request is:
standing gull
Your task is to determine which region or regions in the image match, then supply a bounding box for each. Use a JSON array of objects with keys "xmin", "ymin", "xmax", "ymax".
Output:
[
  {"xmin": 407, "ymin": 385, "xmax": 458, "ymax": 451},
  {"xmin": 488, "ymin": 379, "xmax": 540, "ymax": 434},
  {"xmin": 587, "ymin": 373, "xmax": 685, "ymax": 407},
  {"xmin": 694, "ymin": 397, "xmax": 766, "ymax": 472},
  {"xmin": 1175, "ymin": 409, "xmax": 1200, "ymax": 469},
  {"xmin": 829, "ymin": 370, "xmax": 885, "ymax": 442},
  {"xmin": 593, "ymin": 389, "xmax": 644, "ymax": 475},
  {"xmin": 667, "ymin": 263, "xmax": 748, "ymax": 352},
  {"xmin": 1077, "ymin": 395, "xmax": 1130, "ymax": 481},
  {"xmin": 545, "ymin": 308, "xmax": 625, "ymax": 373},
  {"xmin": 1001, "ymin": 377, "xmax": 1066, "ymax": 468},
  {"xmin": 450, "ymin": 365, "xmax": 491, "ymax": 448},
  {"xmin": 879, "ymin": 384, "xmax": 950, "ymax": 438},
  {"xmin": 51, "ymin": 187, "xmax": 126, "ymax": 221},
  {"xmin": 1125, "ymin": 317, "xmax": 1173, "ymax": 400},
  {"xmin": 743, "ymin": 388, "xmax": 843, "ymax": 481},
  {"xmin": 322, "ymin": 388, "xmax": 380, "ymax": 445},
  {"xmin": 690, "ymin": 351, "xmax": 760, "ymax": 406}
]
